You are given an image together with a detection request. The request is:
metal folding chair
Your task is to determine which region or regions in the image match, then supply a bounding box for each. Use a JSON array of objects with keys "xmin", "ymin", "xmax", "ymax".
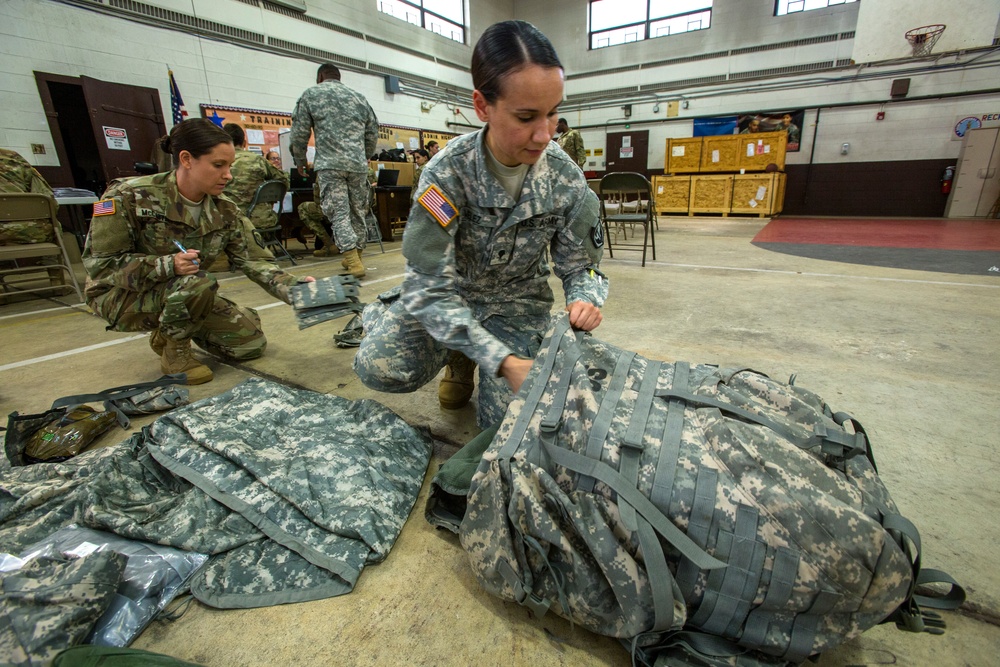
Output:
[
  {"xmin": 0, "ymin": 193, "xmax": 83, "ymax": 302},
  {"xmin": 247, "ymin": 180, "xmax": 295, "ymax": 265},
  {"xmin": 599, "ymin": 173, "xmax": 656, "ymax": 267}
]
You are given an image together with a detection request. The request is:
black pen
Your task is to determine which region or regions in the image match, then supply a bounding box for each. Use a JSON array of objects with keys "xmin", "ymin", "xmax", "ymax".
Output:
[{"xmin": 173, "ymin": 240, "xmax": 199, "ymax": 265}]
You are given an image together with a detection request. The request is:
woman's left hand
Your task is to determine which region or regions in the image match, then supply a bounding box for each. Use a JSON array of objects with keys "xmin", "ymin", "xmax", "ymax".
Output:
[{"xmin": 566, "ymin": 301, "xmax": 602, "ymax": 331}]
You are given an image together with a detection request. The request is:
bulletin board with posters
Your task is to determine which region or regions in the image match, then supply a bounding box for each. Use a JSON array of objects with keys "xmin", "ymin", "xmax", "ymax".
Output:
[
  {"xmin": 420, "ymin": 130, "xmax": 461, "ymax": 151},
  {"xmin": 377, "ymin": 125, "xmax": 422, "ymax": 157},
  {"xmin": 199, "ymin": 104, "xmax": 311, "ymax": 158}
]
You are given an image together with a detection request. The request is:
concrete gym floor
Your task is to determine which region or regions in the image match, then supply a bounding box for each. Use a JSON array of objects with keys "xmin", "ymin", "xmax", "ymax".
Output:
[{"xmin": 1, "ymin": 217, "xmax": 998, "ymax": 666}]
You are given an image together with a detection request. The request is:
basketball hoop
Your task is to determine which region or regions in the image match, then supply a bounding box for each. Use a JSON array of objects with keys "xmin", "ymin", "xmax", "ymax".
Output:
[{"xmin": 905, "ymin": 24, "xmax": 946, "ymax": 57}]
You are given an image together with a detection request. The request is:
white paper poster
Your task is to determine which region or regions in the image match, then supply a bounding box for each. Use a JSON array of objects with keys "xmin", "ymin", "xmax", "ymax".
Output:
[
  {"xmin": 672, "ymin": 146, "xmax": 685, "ymax": 157},
  {"xmin": 245, "ymin": 129, "xmax": 265, "ymax": 145},
  {"xmin": 756, "ymin": 186, "xmax": 767, "ymax": 200},
  {"xmin": 102, "ymin": 126, "xmax": 130, "ymax": 151},
  {"xmin": 748, "ymin": 199, "xmax": 758, "ymax": 208},
  {"xmin": 620, "ymin": 147, "xmax": 634, "ymax": 158},
  {"xmin": 622, "ymin": 136, "xmax": 632, "ymax": 148},
  {"xmin": 747, "ymin": 143, "xmax": 755, "ymax": 157},
  {"xmin": 712, "ymin": 149, "xmax": 720, "ymax": 163}
]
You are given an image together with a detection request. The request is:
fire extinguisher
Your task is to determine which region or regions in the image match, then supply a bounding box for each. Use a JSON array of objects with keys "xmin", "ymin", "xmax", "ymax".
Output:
[{"xmin": 941, "ymin": 165, "xmax": 955, "ymax": 194}]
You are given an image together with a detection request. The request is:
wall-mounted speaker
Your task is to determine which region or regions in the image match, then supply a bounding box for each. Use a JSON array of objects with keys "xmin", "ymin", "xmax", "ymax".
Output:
[
  {"xmin": 384, "ymin": 75, "xmax": 401, "ymax": 95},
  {"xmin": 890, "ymin": 78, "xmax": 910, "ymax": 98}
]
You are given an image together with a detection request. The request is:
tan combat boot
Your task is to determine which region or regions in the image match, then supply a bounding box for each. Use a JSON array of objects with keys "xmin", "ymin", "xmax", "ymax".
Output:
[
  {"xmin": 341, "ymin": 248, "xmax": 366, "ymax": 279},
  {"xmin": 313, "ymin": 231, "xmax": 340, "ymax": 257},
  {"xmin": 341, "ymin": 246, "xmax": 362, "ymax": 269},
  {"xmin": 439, "ymin": 351, "xmax": 476, "ymax": 410},
  {"xmin": 149, "ymin": 329, "xmax": 167, "ymax": 355},
  {"xmin": 160, "ymin": 336, "xmax": 214, "ymax": 385}
]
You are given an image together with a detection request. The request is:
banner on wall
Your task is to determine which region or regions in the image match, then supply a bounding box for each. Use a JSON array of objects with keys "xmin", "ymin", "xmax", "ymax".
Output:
[
  {"xmin": 420, "ymin": 130, "xmax": 461, "ymax": 151},
  {"xmin": 736, "ymin": 111, "xmax": 804, "ymax": 151},
  {"xmin": 695, "ymin": 111, "xmax": 804, "ymax": 152},
  {"xmin": 199, "ymin": 104, "xmax": 305, "ymax": 160}
]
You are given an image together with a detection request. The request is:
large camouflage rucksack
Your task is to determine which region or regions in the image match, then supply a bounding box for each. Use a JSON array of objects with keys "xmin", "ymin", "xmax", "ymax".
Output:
[{"xmin": 460, "ymin": 315, "xmax": 961, "ymax": 666}]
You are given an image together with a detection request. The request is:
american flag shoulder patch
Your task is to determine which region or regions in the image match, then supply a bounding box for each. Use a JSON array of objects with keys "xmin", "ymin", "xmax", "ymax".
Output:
[
  {"xmin": 418, "ymin": 185, "xmax": 458, "ymax": 228},
  {"xmin": 92, "ymin": 199, "xmax": 116, "ymax": 217}
]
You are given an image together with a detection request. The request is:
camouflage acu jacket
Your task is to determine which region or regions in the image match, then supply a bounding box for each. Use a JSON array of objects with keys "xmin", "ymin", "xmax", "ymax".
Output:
[
  {"xmin": 557, "ymin": 129, "xmax": 587, "ymax": 168},
  {"xmin": 400, "ymin": 129, "xmax": 609, "ymax": 376},
  {"xmin": 290, "ymin": 80, "xmax": 379, "ymax": 173},
  {"xmin": 82, "ymin": 171, "xmax": 297, "ymax": 303},
  {"xmin": 224, "ymin": 148, "xmax": 289, "ymax": 228},
  {"xmin": 0, "ymin": 147, "xmax": 58, "ymax": 244}
]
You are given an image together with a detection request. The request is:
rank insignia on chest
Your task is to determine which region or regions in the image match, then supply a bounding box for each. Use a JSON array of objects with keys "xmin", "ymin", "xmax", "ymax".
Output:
[
  {"xmin": 418, "ymin": 185, "xmax": 458, "ymax": 228},
  {"xmin": 92, "ymin": 200, "xmax": 116, "ymax": 216}
]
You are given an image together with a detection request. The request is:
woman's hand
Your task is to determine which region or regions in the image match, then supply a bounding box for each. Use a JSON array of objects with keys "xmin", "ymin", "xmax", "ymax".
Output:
[
  {"xmin": 499, "ymin": 355, "xmax": 534, "ymax": 394},
  {"xmin": 173, "ymin": 249, "xmax": 201, "ymax": 275},
  {"xmin": 566, "ymin": 301, "xmax": 602, "ymax": 331}
]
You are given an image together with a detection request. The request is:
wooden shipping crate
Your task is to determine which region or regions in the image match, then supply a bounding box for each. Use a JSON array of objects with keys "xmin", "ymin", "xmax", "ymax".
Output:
[
  {"xmin": 651, "ymin": 175, "xmax": 691, "ymax": 213},
  {"xmin": 699, "ymin": 135, "xmax": 741, "ymax": 172},
  {"xmin": 737, "ymin": 131, "xmax": 787, "ymax": 172},
  {"xmin": 773, "ymin": 172, "xmax": 786, "ymax": 214},
  {"xmin": 689, "ymin": 174, "xmax": 734, "ymax": 214},
  {"xmin": 665, "ymin": 137, "xmax": 703, "ymax": 173},
  {"xmin": 731, "ymin": 173, "xmax": 781, "ymax": 216}
]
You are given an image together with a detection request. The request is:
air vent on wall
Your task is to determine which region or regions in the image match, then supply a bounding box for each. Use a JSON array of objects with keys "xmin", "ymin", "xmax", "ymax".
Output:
[
  {"xmin": 267, "ymin": 37, "xmax": 366, "ymax": 70},
  {"xmin": 367, "ymin": 36, "xmax": 437, "ymax": 64},
  {"xmin": 109, "ymin": 0, "xmax": 265, "ymax": 43},
  {"xmin": 566, "ymin": 85, "xmax": 640, "ymax": 102},
  {"xmin": 640, "ymin": 75, "xmax": 727, "ymax": 92},
  {"xmin": 728, "ymin": 61, "xmax": 834, "ymax": 80},
  {"xmin": 730, "ymin": 33, "xmax": 838, "ymax": 56},
  {"xmin": 641, "ymin": 50, "xmax": 730, "ymax": 70}
]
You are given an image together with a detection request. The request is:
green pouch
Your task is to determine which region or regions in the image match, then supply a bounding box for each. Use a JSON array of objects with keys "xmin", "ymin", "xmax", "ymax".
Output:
[{"xmin": 24, "ymin": 406, "xmax": 118, "ymax": 463}]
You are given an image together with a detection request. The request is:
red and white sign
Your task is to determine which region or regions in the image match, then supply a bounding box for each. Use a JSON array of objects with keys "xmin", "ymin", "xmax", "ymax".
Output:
[{"xmin": 102, "ymin": 126, "xmax": 131, "ymax": 151}]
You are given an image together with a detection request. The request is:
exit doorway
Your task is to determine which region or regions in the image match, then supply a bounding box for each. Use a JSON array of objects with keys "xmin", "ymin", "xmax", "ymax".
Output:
[{"xmin": 33, "ymin": 72, "xmax": 167, "ymax": 193}]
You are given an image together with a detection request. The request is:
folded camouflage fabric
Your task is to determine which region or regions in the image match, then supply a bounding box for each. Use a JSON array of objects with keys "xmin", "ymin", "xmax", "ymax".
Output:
[
  {"xmin": 333, "ymin": 313, "xmax": 364, "ymax": 348},
  {"xmin": 424, "ymin": 423, "xmax": 498, "ymax": 534},
  {"xmin": 291, "ymin": 275, "xmax": 365, "ymax": 330},
  {"xmin": 0, "ymin": 378, "xmax": 434, "ymax": 610},
  {"xmin": 0, "ymin": 550, "xmax": 127, "ymax": 667}
]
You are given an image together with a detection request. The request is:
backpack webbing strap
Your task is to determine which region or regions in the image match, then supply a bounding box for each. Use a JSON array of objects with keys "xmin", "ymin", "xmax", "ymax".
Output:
[
  {"xmin": 580, "ymin": 349, "xmax": 635, "ymax": 494},
  {"xmin": 656, "ymin": 389, "xmax": 868, "ymax": 464},
  {"xmin": 540, "ymin": 439, "xmax": 727, "ymax": 571},
  {"xmin": 782, "ymin": 589, "xmax": 841, "ymax": 662},
  {"xmin": 49, "ymin": 374, "xmax": 188, "ymax": 429},
  {"xmin": 693, "ymin": 505, "xmax": 768, "ymax": 638},
  {"xmin": 650, "ymin": 361, "xmax": 690, "ymax": 520},
  {"xmin": 499, "ymin": 316, "xmax": 573, "ymax": 460},
  {"xmin": 740, "ymin": 547, "xmax": 801, "ymax": 647},
  {"xmin": 619, "ymin": 360, "xmax": 662, "ymax": 533},
  {"xmin": 676, "ymin": 467, "xmax": 721, "ymax": 595},
  {"xmin": 636, "ymin": 516, "xmax": 684, "ymax": 633},
  {"xmin": 496, "ymin": 558, "xmax": 551, "ymax": 618}
]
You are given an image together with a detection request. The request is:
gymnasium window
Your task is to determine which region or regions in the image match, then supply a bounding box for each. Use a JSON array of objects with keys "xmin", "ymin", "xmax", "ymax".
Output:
[
  {"xmin": 589, "ymin": 0, "xmax": 713, "ymax": 50},
  {"xmin": 377, "ymin": 0, "xmax": 465, "ymax": 43},
  {"xmin": 775, "ymin": 0, "xmax": 857, "ymax": 16}
]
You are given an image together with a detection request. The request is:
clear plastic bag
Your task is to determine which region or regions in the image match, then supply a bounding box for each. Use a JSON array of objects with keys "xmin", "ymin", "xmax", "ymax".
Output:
[{"xmin": 16, "ymin": 525, "xmax": 208, "ymax": 646}]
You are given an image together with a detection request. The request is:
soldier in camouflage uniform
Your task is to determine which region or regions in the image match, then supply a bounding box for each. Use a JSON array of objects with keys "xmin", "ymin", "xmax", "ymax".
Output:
[
  {"xmin": 83, "ymin": 119, "xmax": 313, "ymax": 386},
  {"xmin": 354, "ymin": 21, "xmax": 609, "ymax": 427},
  {"xmin": 556, "ymin": 118, "xmax": 587, "ymax": 169},
  {"xmin": 221, "ymin": 123, "xmax": 289, "ymax": 228},
  {"xmin": 0, "ymin": 147, "xmax": 59, "ymax": 244},
  {"xmin": 290, "ymin": 63, "xmax": 379, "ymax": 277}
]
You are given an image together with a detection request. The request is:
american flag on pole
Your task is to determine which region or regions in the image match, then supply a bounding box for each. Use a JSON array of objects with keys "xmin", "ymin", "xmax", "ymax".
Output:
[
  {"xmin": 418, "ymin": 185, "xmax": 458, "ymax": 228},
  {"xmin": 169, "ymin": 68, "xmax": 188, "ymax": 125}
]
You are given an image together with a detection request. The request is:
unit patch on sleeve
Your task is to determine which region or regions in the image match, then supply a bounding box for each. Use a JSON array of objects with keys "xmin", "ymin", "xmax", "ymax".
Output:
[
  {"xmin": 418, "ymin": 185, "xmax": 458, "ymax": 228},
  {"xmin": 92, "ymin": 199, "xmax": 116, "ymax": 216}
]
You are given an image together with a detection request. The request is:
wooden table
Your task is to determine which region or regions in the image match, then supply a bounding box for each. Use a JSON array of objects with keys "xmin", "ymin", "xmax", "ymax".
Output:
[{"xmin": 374, "ymin": 186, "xmax": 412, "ymax": 242}]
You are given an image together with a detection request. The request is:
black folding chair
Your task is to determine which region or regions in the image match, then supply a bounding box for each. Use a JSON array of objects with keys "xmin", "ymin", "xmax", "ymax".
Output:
[
  {"xmin": 247, "ymin": 180, "xmax": 295, "ymax": 265},
  {"xmin": 599, "ymin": 172, "xmax": 656, "ymax": 267}
]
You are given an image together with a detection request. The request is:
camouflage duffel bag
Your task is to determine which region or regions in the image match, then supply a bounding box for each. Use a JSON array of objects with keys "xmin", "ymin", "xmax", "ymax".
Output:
[{"xmin": 460, "ymin": 314, "xmax": 960, "ymax": 666}]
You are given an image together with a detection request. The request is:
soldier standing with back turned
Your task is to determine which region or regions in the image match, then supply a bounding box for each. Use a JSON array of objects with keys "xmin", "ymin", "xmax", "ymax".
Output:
[{"xmin": 289, "ymin": 63, "xmax": 379, "ymax": 278}]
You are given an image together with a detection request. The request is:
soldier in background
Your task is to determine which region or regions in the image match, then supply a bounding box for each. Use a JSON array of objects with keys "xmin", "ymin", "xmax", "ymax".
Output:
[
  {"xmin": 556, "ymin": 118, "xmax": 587, "ymax": 169},
  {"xmin": 83, "ymin": 119, "xmax": 313, "ymax": 385},
  {"xmin": 425, "ymin": 140, "xmax": 440, "ymax": 158},
  {"xmin": 354, "ymin": 21, "xmax": 608, "ymax": 426},
  {"xmin": 290, "ymin": 63, "xmax": 379, "ymax": 278},
  {"xmin": 0, "ymin": 147, "xmax": 59, "ymax": 244},
  {"xmin": 222, "ymin": 123, "xmax": 289, "ymax": 228}
]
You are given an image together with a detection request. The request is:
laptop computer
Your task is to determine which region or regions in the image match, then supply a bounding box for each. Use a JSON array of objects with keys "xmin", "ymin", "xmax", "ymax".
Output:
[{"xmin": 376, "ymin": 169, "xmax": 400, "ymax": 187}]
